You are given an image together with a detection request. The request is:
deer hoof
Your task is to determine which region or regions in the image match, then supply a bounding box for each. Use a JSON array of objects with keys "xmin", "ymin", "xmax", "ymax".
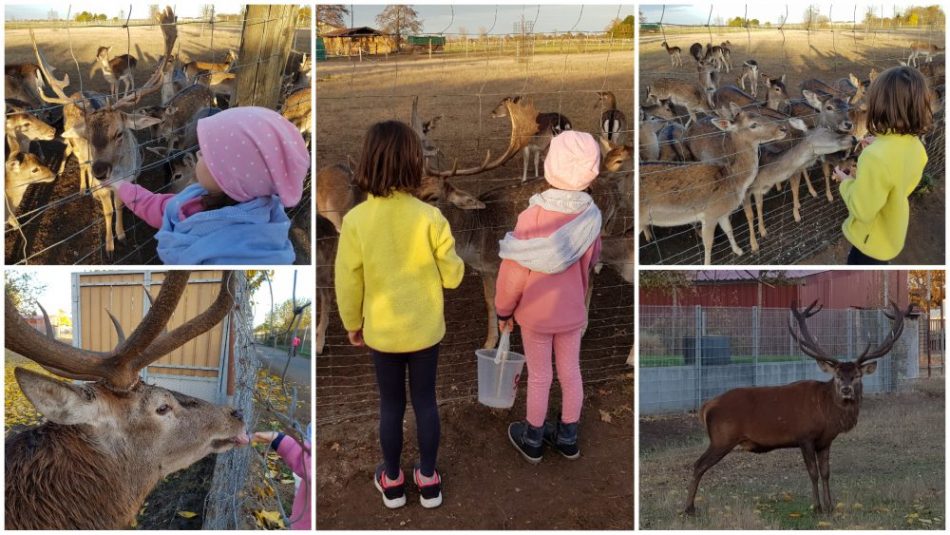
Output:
[
  {"xmin": 793, "ymin": 211, "xmax": 801, "ymax": 222},
  {"xmin": 683, "ymin": 505, "xmax": 697, "ymax": 516}
]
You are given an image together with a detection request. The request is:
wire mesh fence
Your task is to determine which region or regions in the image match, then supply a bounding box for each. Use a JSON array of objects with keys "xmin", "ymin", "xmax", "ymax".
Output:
[
  {"xmin": 639, "ymin": 305, "xmax": 921, "ymax": 415},
  {"xmin": 4, "ymin": 6, "xmax": 311, "ymax": 265},
  {"xmin": 638, "ymin": 7, "xmax": 946, "ymax": 265}
]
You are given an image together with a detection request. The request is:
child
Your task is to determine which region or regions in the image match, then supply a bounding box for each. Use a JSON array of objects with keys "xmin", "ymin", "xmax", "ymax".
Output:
[
  {"xmin": 495, "ymin": 131, "xmax": 602, "ymax": 463},
  {"xmin": 109, "ymin": 106, "xmax": 310, "ymax": 264},
  {"xmin": 334, "ymin": 120, "xmax": 464, "ymax": 509},
  {"xmin": 252, "ymin": 424, "xmax": 312, "ymax": 530},
  {"xmin": 835, "ymin": 65, "xmax": 932, "ymax": 264}
]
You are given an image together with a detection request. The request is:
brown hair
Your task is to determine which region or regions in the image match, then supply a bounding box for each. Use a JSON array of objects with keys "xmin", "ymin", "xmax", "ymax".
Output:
[
  {"xmin": 865, "ymin": 66, "xmax": 933, "ymax": 136},
  {"xmin": 354, "ymin": 120, "xmax": 423, "ymax": 197}
]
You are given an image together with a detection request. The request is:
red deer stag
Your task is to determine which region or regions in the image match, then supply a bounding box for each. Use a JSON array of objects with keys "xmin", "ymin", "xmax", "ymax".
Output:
[
  {"xmin": 684, "ymin": 300, "xmax": 911, "ymax": 515},
  {"xmin": 5, "ymin": 271, "xmax": 250, "ymax": 529}
]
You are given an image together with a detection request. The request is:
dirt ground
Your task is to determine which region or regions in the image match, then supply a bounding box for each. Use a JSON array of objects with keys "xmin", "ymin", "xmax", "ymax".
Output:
[
  {"xmin": 4, "ymin": 24, "xmax": 311, "ymax": 265},
  {"xmin": 638, "ymin": 28, "xmax": 946, "ymax": 265},
  {"xmin": 639, "ymin": 378, "xmax": 945, "ymax": 530}
]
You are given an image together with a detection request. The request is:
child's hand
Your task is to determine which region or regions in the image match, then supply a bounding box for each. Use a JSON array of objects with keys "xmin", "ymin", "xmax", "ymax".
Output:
[
  {"xmin": 252, "ymin": 431, "xmax": 278, "ymax": 444},
  {"xmin": 860, "ymin": 135, "xmax": 876, "ymax": 148},
  {"xmin": 347, "ymin": 329, "xmax": 364, "ymax": 347},
  {"xmin": 106, "ymin": 178, "xmax": 129, "ymax": 193},
  {"xmin": 498, "ymin": 318, "xmax": 515, "ymax": 334},
  {"xmin": 834, "ymin": 166, "xmax": 854, "ymax": 182}
]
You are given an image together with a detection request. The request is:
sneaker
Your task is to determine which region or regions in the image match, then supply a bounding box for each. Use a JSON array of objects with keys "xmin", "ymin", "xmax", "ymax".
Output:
[
  {"xmin": 543, "ymin": 419, "xmax": 580, "ymax": 460},
  {"xmin": 413, "ymin": 465, "xmax": 443, "ymax": 508},
  {"xmin": 508, "ymin": 421, "xmax": 544, "ymax": 463},
  {"xmin": 373, "ymin": 464, "xmax": 406, "ymax": 509}
]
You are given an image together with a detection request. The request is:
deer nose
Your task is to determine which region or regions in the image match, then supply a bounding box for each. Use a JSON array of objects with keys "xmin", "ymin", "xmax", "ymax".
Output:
[
  {"xmin": 841, "ymin": 386, "xmax": 854, "ymax": 395},
  {"xmin": 231, "ymin": 409, "xmax": 244, "ymax": 421},
  {"xmin": 92, "ymin": 161, "xmax": 112, "ymax": 180},
  {"xmin": 843, "ymin": 121, "xmax": 854, "ymax": 131}
]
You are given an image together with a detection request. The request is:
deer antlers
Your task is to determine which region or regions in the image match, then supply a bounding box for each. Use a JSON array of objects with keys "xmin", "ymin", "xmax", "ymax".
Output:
[
  {"xmin": 5, "ymin": 271, "xmax": 235, "ymax": 390},
  {"xmin": 788, "ymin": 300, "xmax": 913, "ymax": 365},
  {"xmin": 424, "ymin": 96, "xmax": 540, "ymax": 178}
]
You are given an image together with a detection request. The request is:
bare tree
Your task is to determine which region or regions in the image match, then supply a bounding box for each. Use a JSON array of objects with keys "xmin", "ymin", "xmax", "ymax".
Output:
[
  {"xmin": 376, "ymin": 5, "xmax": 423, "ymax": 52},
  {"xmin": 200, "ymin": 4, "xmax": 214, "ymax": 20},
  {"xmin": 804, "ymin": 5, "xmax": 820, "ymax": 29},
  {"xmin": 117, "ymin": 9, "xmax": 124, "ymax": 21},
  {"xmin": 47, "ymin": 9, "xmax": 59, "ymax": 20},
  {"xmin": 317, "ymin": 5, "xmax": 349, "ymax": 28},
  {"xmin": 148, "ymin": 4, "xmax": 160, "ymax": 20}
]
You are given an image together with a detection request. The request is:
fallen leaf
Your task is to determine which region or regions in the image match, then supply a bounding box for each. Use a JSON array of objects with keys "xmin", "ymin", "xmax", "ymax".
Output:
[
  {"xmin": 254, "ymin": 510, "xmax": 285, "ymax": 529},
  {"xmin": 177, "ymin": 511, "xmax": 198, "ymax": 519},
  {"xmin": 817, "ymin": 521, "xmax": 832, "ymax": 528},
  {"xmin": 281, "ymin": 478, "xmax": 295, "ymax": 484},
  {"xmin": 788, "ymin": 512, "xmax": 802, "ymax": 518},
  {"xmin": 330, "ymin": 442, "xmax": 340, "ymax": 451},
  {"xmin": 599, "ymin": 409, "xmax": 612, "ymax": 423}
]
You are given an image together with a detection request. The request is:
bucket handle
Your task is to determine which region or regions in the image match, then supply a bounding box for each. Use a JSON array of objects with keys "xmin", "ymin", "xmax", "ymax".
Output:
[{"xmin": 494, "ymin": 329, "xmax": 511, "ymax": 365}]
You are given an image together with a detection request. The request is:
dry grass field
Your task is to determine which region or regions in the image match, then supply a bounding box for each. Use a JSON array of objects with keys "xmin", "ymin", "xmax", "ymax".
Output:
[{"xmin": 638, "ymin": 28, "xmax": 945, "ymax": 265}]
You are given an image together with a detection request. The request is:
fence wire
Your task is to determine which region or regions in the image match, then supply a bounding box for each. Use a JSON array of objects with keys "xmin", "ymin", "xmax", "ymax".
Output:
[
  {"xmin": 639, "ymin": 305, "xmax": 922, "ymax": 415},
  {"xmin": 5, "ymin": 8, "xmax": 310, "ymax": 265},
  {"xmin": 638, "ymin": 9, "xmax": 946, "ymax": 265}
]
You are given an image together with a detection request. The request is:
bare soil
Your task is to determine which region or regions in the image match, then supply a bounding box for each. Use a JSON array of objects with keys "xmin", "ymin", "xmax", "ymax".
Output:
[{"xmin": 638, "ymin": 28, "xmax": 945, "ymax": 265}]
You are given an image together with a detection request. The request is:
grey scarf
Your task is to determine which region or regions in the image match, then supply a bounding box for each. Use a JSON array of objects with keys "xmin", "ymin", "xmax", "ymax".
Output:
[{"xmin": 498, "ymin": 189, "xmax": 602, "ymax": 274}]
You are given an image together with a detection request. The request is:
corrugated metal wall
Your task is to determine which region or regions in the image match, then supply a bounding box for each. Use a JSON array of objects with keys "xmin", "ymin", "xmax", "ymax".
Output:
[{"xmin": 76, "ymin": 271, "xmax": 227, "ymax": 380}]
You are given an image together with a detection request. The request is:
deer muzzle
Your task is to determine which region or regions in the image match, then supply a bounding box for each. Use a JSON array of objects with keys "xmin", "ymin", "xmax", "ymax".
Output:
[{"xmin": 92, "ymin": 161, "xmax": 112, "ymax": 180}]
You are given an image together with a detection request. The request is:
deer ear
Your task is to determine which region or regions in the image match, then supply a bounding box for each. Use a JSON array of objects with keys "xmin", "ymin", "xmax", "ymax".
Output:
[
  {"xmin": 802, "ymin": 90, "xmax": 822, "ymax": 109},
  {"xmin": 61, "ymin": 125, "xmax": 85, "ymax": 139},
  {"xmin": 710, "ymin": 118, "xmax": 733, "ymax": 132},
  {"xmin": 860, "ymin": 361, "xmax": 878, "ymax": 375},
  {"xmin": 780, "ymin": 74, "xmax": 787, "ymax": 83},
  {"xmin": 817, "ymin": 360, "xmax": 836, "ymax": 374},
  {"xmin": 124, "ymin": 113, "xmax": 162, "ymax": 130},
  {"xmin": 598, "ymin": 135, "xmax": 613, "ymax": 153},
  {"xmin": 15, "ymin": 368, "xmax": 100, "ymax": 426},
  {"xmin": 788, "ymin": 117, "xmax": 808, "ymax": 132}
]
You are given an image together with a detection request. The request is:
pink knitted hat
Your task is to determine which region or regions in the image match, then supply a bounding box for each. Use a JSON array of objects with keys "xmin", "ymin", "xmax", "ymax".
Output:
[
  {"xmin": 543, "ymin": 131, "xmax": 601, "ymax": 191},
  {"xmin": 197, "ymin": 106, "xmax": 309, "ymax": 207}
]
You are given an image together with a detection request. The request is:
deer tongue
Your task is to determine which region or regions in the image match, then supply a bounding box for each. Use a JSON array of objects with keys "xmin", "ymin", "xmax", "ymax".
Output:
[{"xmin": 233, "ymin": 431, "xmax": 251, "ymax": 446}]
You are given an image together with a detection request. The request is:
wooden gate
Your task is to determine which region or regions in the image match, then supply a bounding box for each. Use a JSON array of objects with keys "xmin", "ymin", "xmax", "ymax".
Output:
[{"xmin": 72, "ymin": 271, "xmax": 232, "ymax": 402}]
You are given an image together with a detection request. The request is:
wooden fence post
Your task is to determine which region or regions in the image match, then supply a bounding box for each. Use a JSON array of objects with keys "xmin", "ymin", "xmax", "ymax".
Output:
[{"xmin": 235, "ymin": 4, "xmax": 298, "ymax": 109}]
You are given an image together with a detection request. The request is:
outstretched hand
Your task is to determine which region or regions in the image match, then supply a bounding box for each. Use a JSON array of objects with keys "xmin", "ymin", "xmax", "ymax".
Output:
[
  {"xmin": 347, "ymin": 329, "xmax": 364, "ymax": 347},
  {"xmin": 251, "ymin": 431, "xmax": 279, "ymax": 445},
  {"xmin": 498, "ymin": 318, "xmax": 515, "ymax": 334}
]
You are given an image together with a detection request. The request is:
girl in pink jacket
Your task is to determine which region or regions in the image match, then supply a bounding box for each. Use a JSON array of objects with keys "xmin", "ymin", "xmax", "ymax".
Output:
[
  {"xmin": 253, "ymin": 425, "xmax": 312, "ymax": 529},
  {"xmin": 494, "ymin": 131, "xmax": 602, "ymax": 463}
]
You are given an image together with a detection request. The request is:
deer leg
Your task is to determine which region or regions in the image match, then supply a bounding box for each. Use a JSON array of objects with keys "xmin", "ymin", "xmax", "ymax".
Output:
[
  {"xmin": 700, "ymin": 220, "xmax": 716, "ymax": 266},
  {"xmin": 481, "ymin": 273, "xmax": 499, "ymax": 350},
  {"xmin": 801, "ymin": 168, "xmax": 818, "ymax": 198},
  {"xmin": 684, "ymin": 444, "xmax": 733, "ymax": 514},
  {"xmin": 521, "ymin": 148, "xmax": 529, "ymax": 183},
  {"xmin": 114, "ymin": 192, "xmax": 125, "ymax": 242},
  {"xmin": 717, "ymin": 215, "xmax": 742, "ymax": 257},
  {"xmin": 533, "ymin": 149, "xmax": 540, "ymax": 179},
  {"xmin": 791, "ymin": 172, "xmax": 803, "ymax": 222},
  {"xmin": 817, "ymin": 447, "xmax": 833, "ymax": 513},
  {"xmin": 93, "ymin": 186, "xmax": 115, "ymax": 257},
  {"xmin": 822, "ymin": 160, "xmax": 834, "ymax": 203},
  {"xmin": 742, "ymin": 192, "xmax": 759, "ymax": 253},
  {"xmin": 800, "ymin": 444, "xmax": 823, "ymax": 513},
  {"xmin": 316, "ymin": 290, "xmax": 329, "ymax": 355},
  {"xmin": 754, "ymin": 190, "xmax": 767, "ymax": 238}
]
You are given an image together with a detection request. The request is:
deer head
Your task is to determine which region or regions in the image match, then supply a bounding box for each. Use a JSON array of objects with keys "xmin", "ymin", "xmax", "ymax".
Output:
[{"xmin": 789, "ymin": 300, "xmax": 912, "ymax": 402}]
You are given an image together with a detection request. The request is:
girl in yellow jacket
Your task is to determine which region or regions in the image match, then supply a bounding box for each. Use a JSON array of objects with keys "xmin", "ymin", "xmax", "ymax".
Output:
[
  {"xmin": 335, "ymin": 120, "xmax": 464, "ymax": 509},
  {"xmin": 835, "ymin": 65, "xmax": 932, "ymax": 264}
]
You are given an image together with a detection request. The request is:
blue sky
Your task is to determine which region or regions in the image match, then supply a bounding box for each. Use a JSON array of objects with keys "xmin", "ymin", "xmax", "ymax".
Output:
[
  {"xmin": 640, "ymin": 2, "xmax": 941, "ymax": 25},
  {"xmin": 16, "ymin": 269, "xmax": 312, "ymax": 328}
]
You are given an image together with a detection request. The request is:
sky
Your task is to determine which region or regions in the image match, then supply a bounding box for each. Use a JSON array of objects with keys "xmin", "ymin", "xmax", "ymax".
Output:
[
  {"xmin": 342, "ymin": 4, "xmax": 635, "ymax": 35},
  {"xmin": 4, "ymin": 2, "xmax": 248, "ymax": 21},
  {"xmin": 15, "ymin": 269, "xmax": 312, "ymax": 328},
  {"xmin": 639, "ymin": 2, "xmax": 940, "ymax": 25}
]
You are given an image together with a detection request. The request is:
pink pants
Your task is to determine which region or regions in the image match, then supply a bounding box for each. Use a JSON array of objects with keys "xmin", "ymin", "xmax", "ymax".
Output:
[{"xmin": 520, "ymin": 326, "xmax": 584, "ymax": 427}]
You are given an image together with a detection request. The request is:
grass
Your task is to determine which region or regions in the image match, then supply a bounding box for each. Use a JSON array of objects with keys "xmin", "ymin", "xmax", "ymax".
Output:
[
  {"xmin": 639, "ymin": 378, "xmax": 945, "ymax": 530},
  {"xmin": 640, "ymin": 354, "xmax": 802, "ymax": 367}
]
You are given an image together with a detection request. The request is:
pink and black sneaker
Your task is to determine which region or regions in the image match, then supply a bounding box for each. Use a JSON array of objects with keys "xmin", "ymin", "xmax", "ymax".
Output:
[
  {"xmin": 413, "ymin": 465, "xmax": 443, "ymax": 508},
  {"xmin": 374, "ymin": 464, "xmax": 406, "ymax": 509}
]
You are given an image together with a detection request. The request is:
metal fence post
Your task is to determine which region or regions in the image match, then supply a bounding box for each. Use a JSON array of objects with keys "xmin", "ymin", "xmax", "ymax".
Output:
[
  {"xmin": 695, "ymin": 305, "xmax": 703, "ymax": 410},
  {"xmin": 752, "ymin": 306, "xmax": 759, "ymax": 386},
  {"xmin": 847, "ymin": 308, "xmax": 854, "ymax": 358}
]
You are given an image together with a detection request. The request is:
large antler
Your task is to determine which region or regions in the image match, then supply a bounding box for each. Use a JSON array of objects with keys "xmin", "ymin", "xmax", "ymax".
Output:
[
  {"xmin": 855, "ymin": 301, "xmax": 913, "ymax": 364},
  {"xmin": 109, "ymin": 6, "xmax": 178, "ymax": 110},
  {"xmin": 425, "ymin": 97, "xmax": 540, "ymax": 178},
  {"xmin": 5, "ymin": 271, "xmax": 235, "ymax": 390},
  {"xmin": 788, "ymin": 300, "xmax": 839, "ymax": 364},
  {"xmin": 29, "ymin": 30, "xmax": 74, "ymax": 105}
]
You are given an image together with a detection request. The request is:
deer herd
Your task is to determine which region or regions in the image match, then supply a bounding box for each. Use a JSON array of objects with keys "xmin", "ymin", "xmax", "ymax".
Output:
[
  {"xmin": 643, "ymin": 39, "xmax": 943, "ymax": 264},
  {"xmin": 4, "ymin": 6, "xmax": 312, "ymax": 256}
]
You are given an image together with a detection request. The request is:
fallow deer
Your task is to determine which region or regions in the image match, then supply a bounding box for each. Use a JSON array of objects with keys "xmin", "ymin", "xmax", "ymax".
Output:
[
  {"xmin": 640, "ymin": 104, "xmax": 787, "ymax": 265},
  {"xmin": 316, "ymin": 159, "xmax": 359, "ymax": 232},
  {"xmin": 697, "ymin": 59, "xmax": 720, "ymax": 97},
  {"xmin": 490, "ymin": 95, "xmax": 573, "ymax": 182},
  {"xmin": 596, "ymin": 91, "xmax": 627, "ymax": 144},
  {"xmin": 761, "ymin": 73, "xmax": 791, "ymax": 111},
  {"xmin": 282, "ymin": 86, "xmax": 312, "ymax": 146},
  {"xmin": 183, "ymin": 49, "xmax": 237, "ymax": 82},
  {"xmin": 5, "ymin": 99, "xmax": 56, "ymax": 154},
  {"xmin": 661, "ymin": 41, "xmax": 683, "ymax": 67},
  {"xmin": 689, "ymin": 42, "xmax": 704, "ymax": 63},
  {"xmin": 91, "ymin": 46, "xmax": 138, "ymax": 99},
  {"xmin": 316, "ymin": 215, "xmax": 338, "ymax": 356},
  {"xmin": 5, "ymin": 270, "xmax": 250, "ymax": 529},
  {"xmin": 737, "ymin": 59, "xmax": 758, "ymax": 97},
  {"xmin": 31, "ymin": 8, "xmax": 176, "ymax": 256},
  {"xmin": 5, "ymin": 150, "xmax": 56, "ymax": 229},
  {"xmin": 641, "ymin": 98, "xmax": 677, "ymax": 121},
  {"xmin": 158, "ymin": 54, "xmax": 189, "ymax": 106},
  {"xmin": 151, "ymin": 84, "xmax": 215, "ymax": 153},
  {"xmin": 644, "ymin": 79, "xmax": 712, "ymax": 124},
  {"xmin": 786, "ymin": 89, "xmax": 855, "ymax": 202},
  {"xmin": 684, "ymin": 300, "xmax": 912, "ymax": 515},
  {"xmin": 908, "ymin": 41, "xmax": 943, "ymax": 66},
  {"xmin": 704, "ymin": 42, "xmax": 731, "ymax": 72}
]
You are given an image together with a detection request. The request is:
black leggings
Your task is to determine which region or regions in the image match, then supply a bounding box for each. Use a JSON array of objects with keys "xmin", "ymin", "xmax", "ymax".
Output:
[
  {"xmin": 372, "ymin": 344, "xmax": 440, "ymax": 479},
  {"xmin": 847, "ymin": 246, "xmax": 889, "ymax": 265}
]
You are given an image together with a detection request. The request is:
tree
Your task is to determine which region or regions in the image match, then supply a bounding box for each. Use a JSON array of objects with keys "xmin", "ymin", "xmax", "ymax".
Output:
[
  {"xmin": 5, "ymin": 272, "xmax": 46, "ymax": 314},
  {"xmin": 47, "ymin": 9, "xmax": 59, "ymax": 20},
  {"xmin": 317, "ymin": 4, "xmax": 349, "ymax": 28},
  {"xmin": 376, "ymin": 5, "xmax": 423, "ymax": 52},
  {"xmin": 803, "ymin": 5, "xmax": 820, "ymax": 28},
  {"xmin": 639, "ymin": 10, "xmax": 647, "ymax": 24},
  {"xmin": 606, "ymin": 15, "xmax": 634, "ymax": 38},
  {"xmin": 199, "ymin": 4, "xmax": 214, "ymax": 20},
  {"xmin": 148, "ymin": 4, "xmax": 160, "ymax": 20},
  {"xmin": 457, "ymin": 25, "xmax": 467, "ymax": 41},
  {"xmin": 909, "ymin": 270, "xmax": 946, "ymax": 312}
]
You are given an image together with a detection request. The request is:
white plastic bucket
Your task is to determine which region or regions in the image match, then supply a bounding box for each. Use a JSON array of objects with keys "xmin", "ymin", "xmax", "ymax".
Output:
[{"xmin": 476, "ymin": 330, "xmax": 526, "ymax": 409}]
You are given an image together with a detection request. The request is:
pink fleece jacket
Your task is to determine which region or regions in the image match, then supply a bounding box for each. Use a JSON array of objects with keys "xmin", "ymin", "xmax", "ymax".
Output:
[
  {"xmin": 116, "ymin": 182, "xmax": 205, "ymax": 229},
  {"xmin": 274, "ymin": 435, "xmax": 312, "ymax": 530},
  {"xmin": 494, "ymin": 205, "xmax": 601, "ymax": 334}
]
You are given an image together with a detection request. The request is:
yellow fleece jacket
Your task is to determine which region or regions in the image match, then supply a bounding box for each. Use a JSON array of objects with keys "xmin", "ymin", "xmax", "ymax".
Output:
[
  {"xmin": 334, "ymin": 191, "xmax": 465, "ymax": 353},
  {"xmin": 840, "ymin": 134, "xmax": 927, "ymax": 261}
]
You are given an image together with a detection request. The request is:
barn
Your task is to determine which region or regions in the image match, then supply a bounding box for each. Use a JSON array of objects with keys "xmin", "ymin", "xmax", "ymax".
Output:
[{"xmin": 318, "ymin": 24, "xmax": 395, "ymax": 56}]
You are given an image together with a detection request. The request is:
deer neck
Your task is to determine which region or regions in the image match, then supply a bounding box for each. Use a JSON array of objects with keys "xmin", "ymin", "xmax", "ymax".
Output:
[
  {"xmin": 111, "ymin": 128, "xmax": 143, "ymax": 184},
  {"xmin": 820, "ymin": 381, "xmax": 862, "ymax": 433},
  {"xmin": 723, "ymin": 135, "xmax": 762, "ymax": 200},
  {"xmin": 6, "ymin": 423, "xmax": 158, "ymax": 529}
]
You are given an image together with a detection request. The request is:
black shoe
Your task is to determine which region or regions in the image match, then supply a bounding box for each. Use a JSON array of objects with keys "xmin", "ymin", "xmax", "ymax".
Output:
[
  {"xmin": 508, "ymin": 421, "xmax": 544, "ymax": 463},
  {"xmin": 413, "ymin": 465, "xmax": 443, "ymax": 508},
  {"xmin": 543, "ymin": 419, "xmax": 580, "ymax": 459},
  {"xmin": 373, "ymin": 463, "xmax": 406, "ymax": 509}
]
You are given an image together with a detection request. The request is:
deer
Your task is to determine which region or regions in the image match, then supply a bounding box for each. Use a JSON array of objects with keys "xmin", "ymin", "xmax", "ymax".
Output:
[
  {"xmin": 641, "ymin": 97, "xmax": 677, "ymax": 121},
  {"xmin": 801, "ymin": 73, "xmax": 864, "ymax": 106},
  {"xmin": 282, "ymin": 86, "xmax": 312, "ymax": 146},
  {"xmin": 761, "ymin": 73, "xmax": 791, "ymax": 111},
  {"xmin": 596, "ymin": 91, "xmax": 627, "ymax": 144},
  {"xmin": 316, "ymin": 159, "xmax": 359, "ymax": 232},
  {"xmin": 595, "ymin": 230, "xmax": 635, "ymax": 366},
  {"xmin": 144, "ymin": 83, "xmax": 215, "ymax": 154},
  {"xmin": 182, "ymin": 49, "xmax": 237, "ymax": 82},
  {"xmin": 689, "ymin": 42, "xmax": 704, "ymax": 63},
  {"xmin": 6, "ymin": 150, "xmax": 56, "ymax": 229},
  {"xmin": 316, "ymin": 215, "xmax": 338, "ymax": 355},
  {"xmin": 742, "ymin": 120, "xmax": 857, "ymax": 252},
  {"xmin": 5, "ymin": 270, "xmax": 251, "ymax": 529},
  {"xmin": 30, "ymin": 8, "xmax": 176, "ymax": 257},
  {"xmin": 644, "ymin": 79, "xmax": 712, "ymax": 124},
  {"xmin": 684, "ymin": 300, "xmax": 912, "ymax": 515},
  {"xmin": 908, "ymin": 41, "xmax": 943, "ymax": 66},
  {"xmin": 703, "ymin": 42, "xmax": 731, "ymax": 73},
  {"xmin": 640, "ymin": 104, "xmax": 787, "ymax": 265},
  {"xmin": 661, "ymin": 41, "xmax": 683, "ymax": 67},
  {"xmin": 198, "ymin": 70, "xmax": 237, "ymax": 108},
  {"xmin": 5, "ymin": 99, "xmax": 56, "ymax": 154},
  {"xmin": 157, "ymin": 54, "xmax": 189, "ymax": 106},
  {"xmin": 697, "ymin": 59, "xmax": 721, "ymax": 96},
  {"xmin": 490, "ymin": 96, "xmax": 573, "ymax": 182},
  {"xmin": 786, "ymin": 89, "xmax": 855, "ymax": 202},
  {"xmin": 737, "ymin": 59, "xmax": 758, "ymax": 97},
  {"xmin": 91, "ymin": 46, "xmax": 138, "ymax": 99}
]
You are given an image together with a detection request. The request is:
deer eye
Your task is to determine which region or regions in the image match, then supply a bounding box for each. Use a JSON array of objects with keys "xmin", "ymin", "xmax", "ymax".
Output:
[
  {"xmin": 113, "ymin": 132, "xmax": 122, "ymax": 140},
  {"xmin": 750, "ymin": 123, "xmax": 758, "ymax": 129},
  {"xmin": 156, "ymin": 404, "xmax": 172, "ymax": 415}
]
